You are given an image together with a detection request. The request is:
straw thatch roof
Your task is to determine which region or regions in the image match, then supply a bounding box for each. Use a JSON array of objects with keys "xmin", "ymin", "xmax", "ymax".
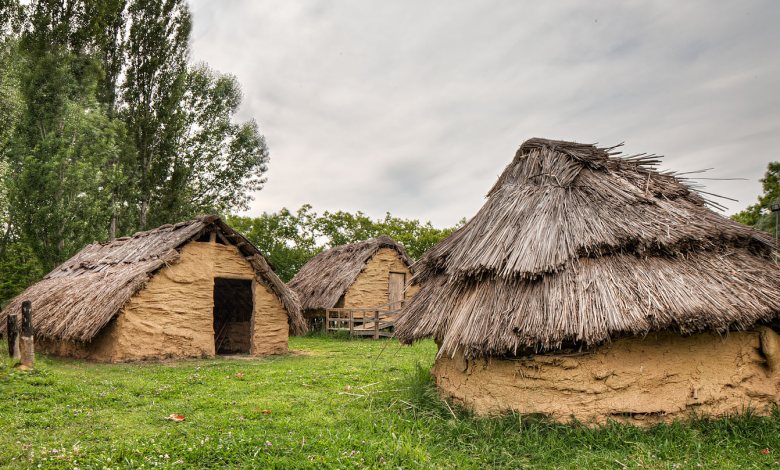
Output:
[
  {"xmin": 289, "ymin": 236, "xmax": 411, "ymax": 310},
  {"xmin": 0, "ymin": 215, "xmax": 306, "ymax": 342},
  {"xmin": 396, "ymin": 137, "xmax": 780, "ymax": 358}
]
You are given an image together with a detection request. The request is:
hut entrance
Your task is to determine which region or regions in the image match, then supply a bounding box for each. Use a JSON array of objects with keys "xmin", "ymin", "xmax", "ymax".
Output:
[{"xmin": 213, "ymin": 278, "xmax": 253, "ymax": 354}]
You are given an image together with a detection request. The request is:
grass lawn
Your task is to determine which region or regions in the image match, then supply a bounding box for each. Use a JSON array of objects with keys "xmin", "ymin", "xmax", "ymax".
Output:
[{"xmin": 1, "ymin": 335, "xmax": 779, "ymax": 469}]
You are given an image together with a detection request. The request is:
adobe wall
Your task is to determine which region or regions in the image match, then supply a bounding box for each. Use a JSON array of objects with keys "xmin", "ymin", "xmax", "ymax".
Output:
[
  {"xmin": 38, "ymin": 241, "xmax": 289, "ymax": 362},
  {"xmin": 251, "ymin": 281, "xmax": 289, "ymax": 355},
  {"xmin": 343, "ymin": 248, "xmax": 416, "ymax": 311},
  {"xmin": 433, "ymin": 329, "xmax": 780, "ymax": 425}
]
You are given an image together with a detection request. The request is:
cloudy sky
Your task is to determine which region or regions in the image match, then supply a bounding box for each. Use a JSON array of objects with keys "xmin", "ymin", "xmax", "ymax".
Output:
[{"xmin": 189, "ymin": 1, "xmax": 780, "ymax": 227}]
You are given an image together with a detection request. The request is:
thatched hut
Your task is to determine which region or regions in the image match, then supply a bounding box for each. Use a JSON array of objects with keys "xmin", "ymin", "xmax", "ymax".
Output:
[
  {"xmin": 289, "ymin": 236, "xmax": 417, "ymax": 327},
  {"xmin": 396, "ymin": 138, "xmax": 780, "ymax": 425},
  {"xmin": 0, "ymin": 215, "xmax": 306, "ymax": 362}
]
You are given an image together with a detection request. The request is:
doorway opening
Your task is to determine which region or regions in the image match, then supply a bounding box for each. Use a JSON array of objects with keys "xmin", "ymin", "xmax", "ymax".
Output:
[{"xmin": 213, "ymin": 278, "xmax": 253, "ymax": 354}]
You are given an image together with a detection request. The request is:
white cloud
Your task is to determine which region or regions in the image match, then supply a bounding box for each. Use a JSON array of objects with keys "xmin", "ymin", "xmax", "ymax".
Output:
[{"xmin": 190, "ymin": 0, "xmax": 780, "ymax": 226}]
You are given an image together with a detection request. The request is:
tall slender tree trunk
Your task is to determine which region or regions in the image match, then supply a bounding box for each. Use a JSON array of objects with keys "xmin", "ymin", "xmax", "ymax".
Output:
[
  {"xmin": 109, "ymin": 210, "xmax": 117, "ymax": 239},
  {"xmin": 139, "ymin": 199, "xmax": 147, "ymax": 229}
]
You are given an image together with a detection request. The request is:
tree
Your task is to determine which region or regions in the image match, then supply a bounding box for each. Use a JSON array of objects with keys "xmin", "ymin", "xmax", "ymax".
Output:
[
  {"xmin": 0, "ymin": 0, "xmax": 23, "ymax": 152},
  {"xmin": 315, "ymin": 210, "xmax": 462, "ymax": 259},
  {"xmin": 4, "ymin": 0, "xmax": 130, "ymax": 269},
  {"xmin": 0, "ymin": 0, "xmax": 273, "ymax": 300},
  {"xmin": 228, "ymin": 206, "xmax": 320, "ymax": 282},
  {"xmin": 122, "ymin": 3, "xmax": 270, "ymax": 230},
  {"xmin": 122, "ymin": 0, "xmax": 191, "ymax": 229},
  {"xmin": 9, "ymin": 99, "xmax": 130, "ymax": 267},
  {"xmin": 731, "ymin": 162, "xmax": 780, "ymax": 236},
  {"xmin": 372, "ymin": 213, "xmax": 462, "ymax": 260},
  {"xmin": 231, "ymin": 206, "xmax": 462, "ymax": 281},
  {"xmin": 155, "ymin": 64, "xmax": 269, "ymax": 224},
  {"xmin": 0, "ymin": 240, "xmax": 44, "ymax": 307}
]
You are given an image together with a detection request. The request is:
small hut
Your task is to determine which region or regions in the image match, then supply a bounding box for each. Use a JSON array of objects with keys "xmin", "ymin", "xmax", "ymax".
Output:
[
  {"xmin": 289, "ymin": 236, "xmax": 417, "ymax": 328},
  {"xmin": 396, "ymin": 138, "xmax": 780, "ymax": 425},
  {"xmin": 0, "ymin": 215, "xmax": 306, "ymax": 362}
]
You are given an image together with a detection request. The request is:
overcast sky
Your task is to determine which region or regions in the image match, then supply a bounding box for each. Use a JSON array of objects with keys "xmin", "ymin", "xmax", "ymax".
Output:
[{"xmin": 189, "ymin": 1, "xmax": 780, "ymax": 227}]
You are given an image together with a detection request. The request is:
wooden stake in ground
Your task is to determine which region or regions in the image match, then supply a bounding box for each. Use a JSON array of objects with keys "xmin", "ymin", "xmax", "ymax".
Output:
[
  {"xmin": 6, "ymin": 312, "xmax": 19, "ymax": 359},
  {"xmin": 19, "ymin": 301, "xmax": 33, "ymax": 370}
]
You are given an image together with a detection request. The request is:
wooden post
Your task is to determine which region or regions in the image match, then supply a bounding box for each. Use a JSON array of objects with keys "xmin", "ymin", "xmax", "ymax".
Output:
[
  {"xmin": 348, "ymin": 310, "xmax": 354, "ymax": 337},
  {"xmin": 6, "ymin": 312, "xmax": 19, "ymax": 359},
  {"xmin": 19, "ymin": 301, "xmax": 33, "ymax": 369},
  {"xmin": 373, "ymin": 310, "xmax": 379, "ymax": 340}
]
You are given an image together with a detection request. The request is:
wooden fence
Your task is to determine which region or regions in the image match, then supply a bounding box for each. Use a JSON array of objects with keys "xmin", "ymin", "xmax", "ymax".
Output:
[{"xmin": 325, "ymin": 303, "xmax": 404, "ymax": 339}]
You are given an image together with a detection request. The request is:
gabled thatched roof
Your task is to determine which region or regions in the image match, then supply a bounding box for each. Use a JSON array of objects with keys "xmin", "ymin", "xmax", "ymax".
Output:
[
  {"xmin": 0, "ymin": 215, "xmax": 306, "ymax": 342},
  {"xmin": 288, "ymin": 236, "xmax": 411, "ymax": 310},
  {"xmin": 396, "ymin": 137, "xmax": 780, "ymax": 358}
]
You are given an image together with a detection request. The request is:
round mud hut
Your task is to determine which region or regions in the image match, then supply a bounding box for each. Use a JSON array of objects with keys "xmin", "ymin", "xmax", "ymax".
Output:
[
  {"xmin": 289, "ymin": 236, "xmax": 417, "ymax": 330},
  {"xmin": 0, "ymin": 215, "xmax": 306, "ymax": 362},
  {"xmin": 396, "ymin": 138, "xmax": 780, "ymax": 425}
]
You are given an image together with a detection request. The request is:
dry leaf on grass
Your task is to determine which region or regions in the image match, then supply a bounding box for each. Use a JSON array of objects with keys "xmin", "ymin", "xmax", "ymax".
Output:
[{"xmin": 166, "ymin": 414, "xmax": 186, "ymax": 422}]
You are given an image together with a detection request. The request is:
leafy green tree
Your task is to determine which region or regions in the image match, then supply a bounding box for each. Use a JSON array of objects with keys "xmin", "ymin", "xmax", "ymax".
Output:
[
  {"xmin": 315, "ymin": 210, "xmax": 382, "ymax": 247},
  {"xmin": 155, "ymin": 64, "xmax": 269, "ymax": 224},
  {"xmin": 315, "ymin": 210, "xmax": 462, "ymax": 259},
  {"xmin": 0, "ymin": 0, "xmax": 273, "ymax": 300},
  {"xmin": 232, "ymin": 206, "xmax": 462, "ymax": 281},
  {"xmin": 122, "ymin": 3, "xmax": 269, "ymax": 230},
  {"xmin": 81, "ymin": 0, "xmax": 127, "ymax": 114},
  {"xmin": 0, "ymin": 241, "xmax": 45, "ymax": 307},
  {"xmin": 3, "ymin": 0, "xmax": 128, "ymax": 269},
  {"xmin": 122, "ymin": 0, "xmax": 191, "ymax": 229},
  {"xmin": 0, "ymin": 0, "xmax": 23, "ymax": 153},
  {"xmin": 8, "ymin": 96, "xmax": 129, "ymax": 268},
  {"xmin": 731, "ymin": 162, "xmax": 780, "ymax": 236},
  {"xmin": 372, "ymin": 213, "xmax": 462, "ymax": 260},
  {"xmin": 0, "ymin": 48, "xmax": 21, "ymax": 154},
  {"xmin": 228, "ymin": 206, "xmax": 320, "ymax": 282}
]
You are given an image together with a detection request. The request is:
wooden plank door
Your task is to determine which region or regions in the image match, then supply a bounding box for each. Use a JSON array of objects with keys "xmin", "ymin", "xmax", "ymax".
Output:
[{"xmin": 388, "ymin": 272, "xmax": 406, "ymax": 309}]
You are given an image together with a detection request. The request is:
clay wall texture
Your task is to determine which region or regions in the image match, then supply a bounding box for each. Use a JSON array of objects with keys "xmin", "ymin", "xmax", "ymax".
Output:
[
  {"xmin": 251, "ymin": 281, "xmax": 289, "ymax": 356},
  {"xmin": 343, "ymin": 248, "xmax": 416, "ymax": 311},
  {"xmin": 433, "ymin": 330, "xmax": 780, "ymax": 425},
  {"xmin": 37, "ymin": 241, "xmax": 288, "ymax": 361}
]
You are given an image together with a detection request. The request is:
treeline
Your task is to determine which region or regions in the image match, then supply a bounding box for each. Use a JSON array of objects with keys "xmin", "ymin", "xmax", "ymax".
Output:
[
  {"xmin": 731, "ymin": 162, "xmax": 780, "ymax": 236},
  {"xmin": 229, "ymin": 205, "xmax": 463, "ymax": 282},
  {"xmin": 0, "ymin": 1, "xmax": 269, "ymax": 303}
]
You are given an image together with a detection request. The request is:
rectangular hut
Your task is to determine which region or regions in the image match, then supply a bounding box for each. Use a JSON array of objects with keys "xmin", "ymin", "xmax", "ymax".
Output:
[{"xmin": 0, "ymin": 215, "xmax": 306, "ymax": 362}]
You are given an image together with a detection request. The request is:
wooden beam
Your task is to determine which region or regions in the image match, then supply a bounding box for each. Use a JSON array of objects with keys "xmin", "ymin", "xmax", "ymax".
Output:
[
  {"xmin": 6, "ymin": 313, "xmax": 18, "ymax": 359},
  {"xmin": 19, "ymin": 301, "xmax": 33, "ymax": 369}
]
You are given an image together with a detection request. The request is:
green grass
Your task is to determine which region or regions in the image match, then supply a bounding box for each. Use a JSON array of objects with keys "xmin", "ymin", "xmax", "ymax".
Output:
[{"xmin": 1, "ymin": 336, "xmax": 779, "ymax": 469}]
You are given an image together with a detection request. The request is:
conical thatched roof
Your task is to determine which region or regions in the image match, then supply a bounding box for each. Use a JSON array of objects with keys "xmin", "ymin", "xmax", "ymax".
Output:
[
  {"xmin": 0, "ymin": 215, "xmax": 306, "ymax": 342},
  {"xmin": 289, "ymin": 236, "xmax": 411, "ymax": 310},
  {"xmin": 396, "ymin": 138, "xmax": 780, "ymax": 358}
]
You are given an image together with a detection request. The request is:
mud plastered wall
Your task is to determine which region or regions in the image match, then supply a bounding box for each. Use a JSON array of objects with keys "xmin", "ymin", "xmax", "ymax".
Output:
[
  {"xmin": 343, "ymin": 248, "xmax": 415, "ymax": 311},
  {"xmin": 107, "ymin": 241, "xmax": 258, "ymax": 361},
  {"xmin": 251, "ymin": 281, "xmax": 289, "ymax": 355},
  {"xmin": 433, "ymin": 330, "xmax": 780, "ymax": 425}
]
